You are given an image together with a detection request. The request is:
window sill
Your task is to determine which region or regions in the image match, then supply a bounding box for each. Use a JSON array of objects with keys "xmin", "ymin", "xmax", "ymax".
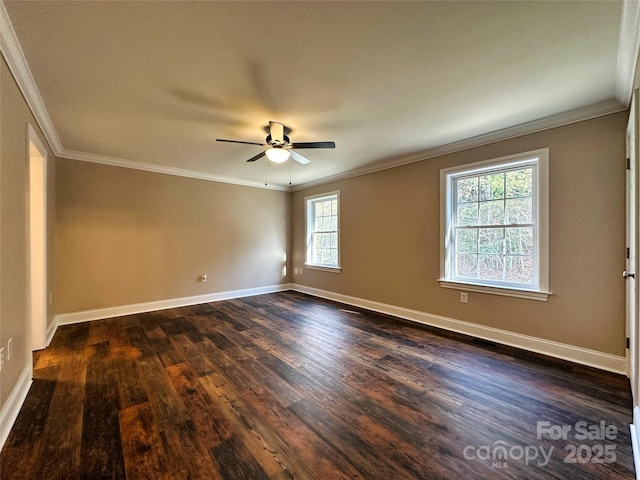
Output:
[
  {"xmin": 305, "ymin": 264, "xmax": 342, "ymax": 274},
  {"xmin": 438, "ymin": 279, "xmax": 551, "ymax": 301}
]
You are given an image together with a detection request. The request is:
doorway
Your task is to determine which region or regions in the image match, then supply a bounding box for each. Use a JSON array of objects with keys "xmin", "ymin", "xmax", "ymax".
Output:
[{"xmin": 28, "ymin": 124, "xmax": 47, "ymax": 351}]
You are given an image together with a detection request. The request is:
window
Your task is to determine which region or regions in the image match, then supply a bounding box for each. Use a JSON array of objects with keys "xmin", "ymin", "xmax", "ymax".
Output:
[
  {"xmin": 440, "ymin": 149, "xmax": 549, "ymax": 300},
  {"xmin": 306, "ymin": 191, "xmax": 341, "ymax": 271}
]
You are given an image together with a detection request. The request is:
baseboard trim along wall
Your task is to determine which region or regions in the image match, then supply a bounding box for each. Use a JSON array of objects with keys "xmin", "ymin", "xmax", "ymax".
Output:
[
  {"xmin": 54, "ymin": 283, "xmax": 293, "ymax": 328},
  {"xmin": 0, "ymin": 366, "xmax": 33, "ymax": 451},
  {"xmin": 52, "ymin": 283, "xmax": 627, "ymax": 374},
  {"xmin": 4, "ymin": 283, "xmax": 628, "ymax": 452},
  {"xmin": 291, "ymin": 284, "xmax": 627, "ymax": 375},
  {"xmin": 45, "ymin": 318, "xmax": 57, "ymax": 347}
]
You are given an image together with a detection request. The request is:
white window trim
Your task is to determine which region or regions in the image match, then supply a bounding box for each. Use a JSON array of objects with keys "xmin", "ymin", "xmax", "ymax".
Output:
[
  {"xmin": 305, "ymin": 264, "xmax": 342, "ymax": 273},
  {"xmin": 439, "ymin": 148, "xmax": 550, "ymax": 301},
  {"xmin": 305, "ymin": 191, "xmax": 342, "ymax": 272}
]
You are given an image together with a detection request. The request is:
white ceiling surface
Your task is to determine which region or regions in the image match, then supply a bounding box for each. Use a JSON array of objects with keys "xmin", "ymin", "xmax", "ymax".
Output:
[{"xmin": 2, "ymin": 1, "xmax": 638, "ymax": 190}]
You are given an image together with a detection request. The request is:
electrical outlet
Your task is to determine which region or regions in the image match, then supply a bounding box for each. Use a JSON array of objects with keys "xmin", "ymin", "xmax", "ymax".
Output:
[
  {"xmin": 200, "ymin": 273, "xmax": 208, "ymax": 283},
  {"xmin": 7, "ymin": 338, "xmax": 12, "ymax": 360},
  {"xmin": 460, "ymin": 292, "xmax": 468, "ymax": 303}
]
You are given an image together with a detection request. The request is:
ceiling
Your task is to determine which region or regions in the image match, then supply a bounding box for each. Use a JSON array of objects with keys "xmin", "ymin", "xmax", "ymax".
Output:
[{"xmin": 2, "ymin": 1, "xmax": 639, "ymax": 190}]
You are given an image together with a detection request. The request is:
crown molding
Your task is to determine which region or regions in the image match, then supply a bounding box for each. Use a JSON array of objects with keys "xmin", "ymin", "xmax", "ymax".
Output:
[
  {"xmin": 0, "ymin": 0, "xmax": 634, "ymax": 194},
  {"xmin": 615, "ymin": 0, "xmax": 640, "ymax": 106},
  {"xmin": 57, "ymin": 148, "xmax": 291, "ymax": 192},
  {"xmin": 291, "ymin": 99, "xmax": 626, "ymax": 192},
  {"xmin": 0, "ymin": 0, "xmax": 288, "ymax": 192},
  {"xmin": 0, "ymin": 0, "xmax": 62, "ymax": 153}
]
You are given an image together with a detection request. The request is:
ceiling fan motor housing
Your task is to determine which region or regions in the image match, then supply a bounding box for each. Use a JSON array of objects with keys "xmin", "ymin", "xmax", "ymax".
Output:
[{"xmin": 266, "ymin": 134, "xmax": 290, "ymax": 146}]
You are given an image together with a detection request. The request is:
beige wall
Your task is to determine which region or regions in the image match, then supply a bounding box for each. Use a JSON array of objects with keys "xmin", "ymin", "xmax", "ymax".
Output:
[
  {"xmin": 292, "ymin": 112, "xmax": 627, "ymax": 356},
  {"xmin": 55, "ymin": 159, "xmax": 290, "ymax": 313},
  {"xmin": 0, "ymin": 56, "xmax": 56, "ymax": 410}
]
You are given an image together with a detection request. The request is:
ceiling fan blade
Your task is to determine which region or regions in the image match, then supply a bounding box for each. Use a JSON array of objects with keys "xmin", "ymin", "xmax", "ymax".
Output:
[
  {"xmin": 269, "ymin": 121, "xmax": 285, "ymax": 144},
  {"xmin": 216, "ymin": 139, "xmax": 266, "ymax": 146},
  {"xmin": 290, "ymin": 141, "xmax": 336, "ymax": 149},
  {"xmin": 246, "ymin": 151, "xmax": 266, "ymax": 162},
  {"xmin": 290, "ymin": 150, "xmax": 311, "ymax": 165}
]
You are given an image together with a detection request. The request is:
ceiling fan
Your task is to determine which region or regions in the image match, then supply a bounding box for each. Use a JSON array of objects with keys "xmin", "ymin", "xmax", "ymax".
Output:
[{"xmin": 216, "ymin": 121, "xmax": 335, "ymax": 165}]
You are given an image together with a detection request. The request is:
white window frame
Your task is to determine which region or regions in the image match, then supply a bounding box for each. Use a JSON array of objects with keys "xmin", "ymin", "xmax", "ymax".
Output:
[
  {"xmin": 439, "ymin": 148, "xmax": 550, "ymax": 301},
  {"xmin": 305, "ymin": 191, "xmax": 341, "ymax": 273}
]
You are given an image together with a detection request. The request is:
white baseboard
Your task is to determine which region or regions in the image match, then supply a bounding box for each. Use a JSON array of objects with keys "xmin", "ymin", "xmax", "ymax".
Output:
[
  {"xmin": 0, "ymin": 366, "xmax": 33, "ymax": 451},
  {"xmin": 54, "ymin": 283, "xmax": 293, "ymax": 328},
  {"xmin": 291, "ymin": 284, "xmax": 627, "ymax": 375},
  {"xmin": 7, "ymin": 283, "xmax": 625, "ymax": 460},
  {"xmin": 51, "ymin": 283, "xmax": 627, "ymax": 374},
  {"xmin": 631, "ymin": 406, "xmax": 640, "ymax": 480},
  {"xmin": 51, "ymin": 283, "xmax": 626, "ymax": 374},
  {"xmin": 45, "ymin": 318, "xmax": 57, "ymax": 347}
]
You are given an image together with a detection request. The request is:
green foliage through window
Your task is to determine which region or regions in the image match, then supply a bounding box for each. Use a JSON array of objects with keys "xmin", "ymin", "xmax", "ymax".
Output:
[{"xmin": 452, "ymin": 166, "xmax": 535, "ymax": 285}]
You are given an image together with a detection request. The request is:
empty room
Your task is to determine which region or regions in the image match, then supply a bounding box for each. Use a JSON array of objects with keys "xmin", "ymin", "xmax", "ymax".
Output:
[{"xmin": 2, "ymin": 1, "xmax": 640, "ymax": 479}]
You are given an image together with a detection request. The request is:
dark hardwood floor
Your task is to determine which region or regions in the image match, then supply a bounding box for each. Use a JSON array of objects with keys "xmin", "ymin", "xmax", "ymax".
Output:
[{"xmin": 0, "ymin": 291, "xmax": 635, "ymax": 479}]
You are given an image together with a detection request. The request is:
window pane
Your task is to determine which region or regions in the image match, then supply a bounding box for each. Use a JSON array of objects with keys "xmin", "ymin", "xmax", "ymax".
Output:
[
  {"xmin": 479, "ymin": 200, "xmax": 505, "ymax": 225},
  {"xmin": 505, "ymin": 255, "xmax": 534, "ymax": 284},
  {"xmin": 505, "ymin": 197, "xmax": 532, "ymax": 224},
  {"xmin": 456, "ymin": 229, "xmax": 477, "ymax": 253},
  {"xmin": 506, "ymin": 168, "xmax": 533, "ymax": 198},
  {"xmin": 321, "ymin": 216, "xmax": 333, "ymax": 232},
  {"xmin": 330, "ymin": 232, "xmax": 338, "ymax": 248},
  {"xmin": 479, "ymin": 173, "xmax": 505, "ymax": 201},
  {"xmin": 478, "ymin": 254, "xmax": 504, "ymax": 280},
  {"xmin": 457, "ymin": 178, "xmax": 478, "ymax": 203},
  {"xmin": 479, "ymin": 228, "xmax": 504, "ymax": 254},
  {"xmin": 331, "ymin": 200, "xmax": 337, "ymax": 215},
  {"xmin": 457, "ymin": 203, "xmax": 478, "ymax": 225},
  {"xmin": 456, "ymin": 253, "xmax": 477, "ymax": 278},
  {"xmin": 329, "ymin": 250, "xmax": 338, "ymax": 265},
  {"xmin": 505, "ymin": 227, "xmax": 533, "ymax": 255}
]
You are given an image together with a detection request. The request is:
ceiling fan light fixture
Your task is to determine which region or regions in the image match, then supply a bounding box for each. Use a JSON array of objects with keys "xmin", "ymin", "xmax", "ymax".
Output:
[
  {"xmin": 265, "ymin": 148, "xmax": 290, "ymax": 163},
  {"xmin": 216, "ymin": 121, "xmax": 335, "ymax": 164}
]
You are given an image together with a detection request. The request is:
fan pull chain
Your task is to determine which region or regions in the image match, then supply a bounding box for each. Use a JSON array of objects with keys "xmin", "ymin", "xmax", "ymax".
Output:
[
  {"xmin": 289, "ymin": 158, "xmax": 292, "ymax": 186},
  {"xmin": 264, "ymin": 157, "xmax": 268, "ymax": 185}
]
